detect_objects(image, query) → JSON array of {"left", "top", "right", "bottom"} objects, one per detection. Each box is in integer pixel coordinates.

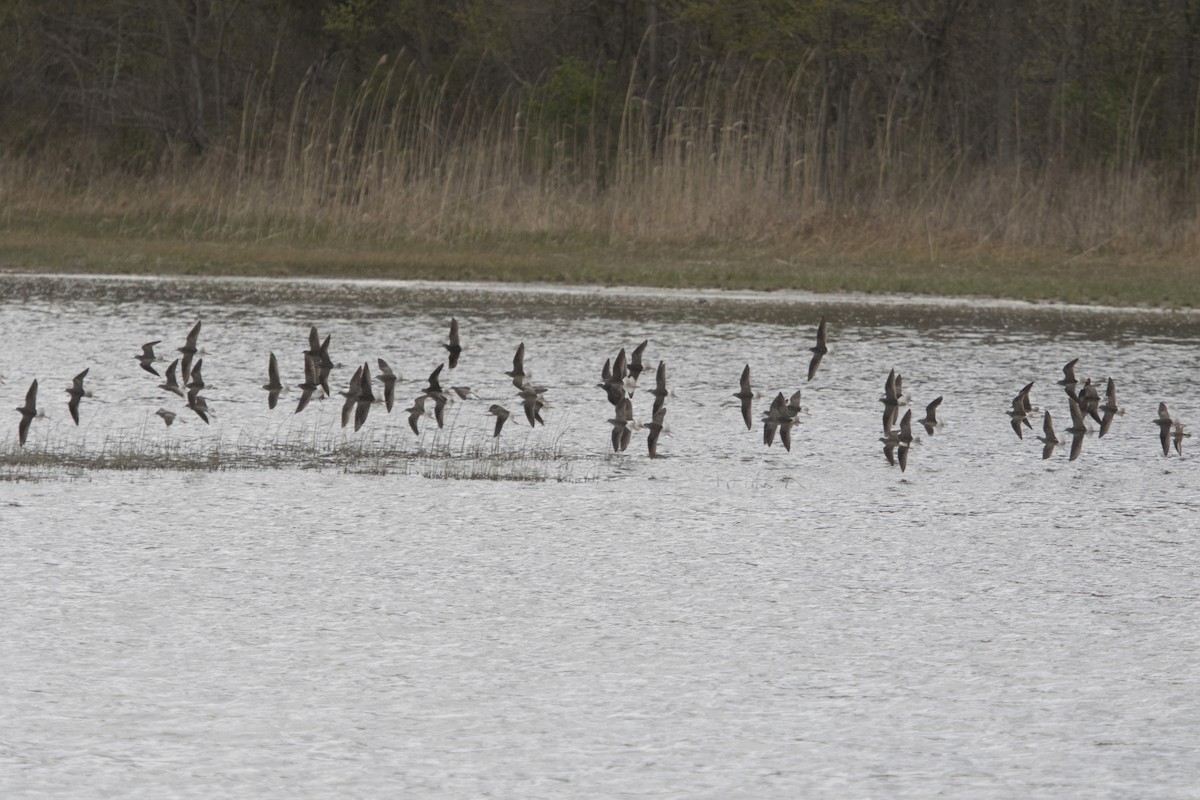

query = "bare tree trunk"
[{"left": 993, "top": 0, "right": 1017, "bottom": 164}]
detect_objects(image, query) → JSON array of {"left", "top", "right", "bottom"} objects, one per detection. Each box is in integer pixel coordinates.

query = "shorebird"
[
  {"left": 423, "top": 363, "right": 445, "bottom": 398},
  {"left": 178, "top": 319, "right": 202, "bottom": 385},
  {"left": 1016, "top": 381, "right": 1036, "bottom": 414},
  {"left": 1065, "top": 397, "right": 1089, "bottom": 461},
  {"left": 762, "top": 392, "right": 787, "bottom": 448},
  {"left": 505, "top": 343, "right": 528, "bottom": 388},
  {"left": 1154, "top": 402, "right": 1174, "bottom": 456},
  {"left": 294, "top": 353, "right": 321, "bottom": 415},
  {"left": 1007, "top": 385, "right": 1033, "bottom": 439},
  {"left": 486, "top": 404, "right": 512, "bottom": 438},
  {"left": 376, "top": 358, "right": 399, "bottom": 412},
  {"left": 1077, "top": 378, "right": 1102, "bottom": 424},
  {"left": 628, "top": 339, "right": 649, "bottom": 386},
  {"left": 445, "top": 318, "right": 462, "bottom": 369},
  {"left": 646, "top": 405, "right": 668, "bottom": 458},
  {"left": 733, "top": 365, "right": 754, "bottom": 430},
  {"left": 304, "top": 327, "right": 335, "bottom": 397},
  {"left": 919, "top": 396, "right": 943, "bottom": 436},
  {"left": 405, "top": 395, "right": 433, "bottom": 435},
  {"left": 155, "top": 407, "right": 178, "bottom": 427},
  {"left": 518, "top": 384, "right": 547, "bottom": 427},
  {"left": 64, "top": 367, "right": 90, "bottom": 425},
  {"left": 340, "top": 364, "right": 365, "bottom": 428},
  {"left": 879, "top": 423, "right": 909, "bottom": 472},
  {"left": 1036, "top": 409, "right": 1060, "bottom": 460},
  {"left": 264, "top": 352, "right": 284, "bottom": 410},
  {"left": 135, "top": 341, "right": 163, "bottom": 376},
  {"left": 607, "top": 396, "right": 637, "bottom": 452},
  {"left": 807, "top": 317, "right": 827, "bottom": 381},
  {"left": 612, "top": 348, "right": 628, "bottom": 386},
  {"left": 159, "top": 358, "right": 186, "bottom": 397},
  {"left": 353, "top": 362, "right": 376, "bottom": 432},
  {"left": 430, "top": 391, "right": 448, "bottom": 428},
  {"left": 896, "top": 408, "right": 915, "bottom": 447},
  {"left": 649, "top": 360, "right": 669, "bottom": 415},
  {"left": 186, "top": 387, "right": 211, "bottom": 424},
  {"left": 185, "top": 358, "right": 206, "bottom": 392},
  {"left": 450, "top": 386, "right": 479, "bottom": 400},
  {"left": 1098, "top": 377, "right": 1123, "bottom": 437},
  {"left": 598, "top": 358, "right": 626, "bottom": 407},
  {"left": 785, "top": 389, "right": 804, "bottom": 418},
  {"left": 15, "top": 379, "right": 37, "bottom": 446},
  {"left": 1058, "top": 357, "right": 1079, "bottom": 397},
  {"left": 1172, "top": 422, "right": 1190, "bottom": 455},
  {"left": 419, "top": 364, "right": 449, "bottom": 427},
  {"left": 881, "top": 369, "right": 901, "bottom": 430}
]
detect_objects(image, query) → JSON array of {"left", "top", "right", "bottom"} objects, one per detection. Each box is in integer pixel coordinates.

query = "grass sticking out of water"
[{"left": 0, "top": 425, "right": 600, "bottom": 483}]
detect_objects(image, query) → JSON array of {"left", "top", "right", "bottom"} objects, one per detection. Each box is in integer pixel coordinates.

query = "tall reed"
[{"left": 3, "top": 58, "right": 1199, "bottom": 266}]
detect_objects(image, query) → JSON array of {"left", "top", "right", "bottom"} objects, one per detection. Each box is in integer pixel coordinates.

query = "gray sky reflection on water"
[{"left": 1, "top": 274, "right": 1198, "bottom": 798}]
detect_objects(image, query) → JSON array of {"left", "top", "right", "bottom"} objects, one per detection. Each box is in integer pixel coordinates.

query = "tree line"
[{"left": 3, "top": 0, "right": 1200, "bottom": 191}]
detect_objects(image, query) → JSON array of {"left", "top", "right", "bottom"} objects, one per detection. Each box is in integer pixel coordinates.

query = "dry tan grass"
[{"left": 2, "top": 61, "right": 1199, "bottom": 304}]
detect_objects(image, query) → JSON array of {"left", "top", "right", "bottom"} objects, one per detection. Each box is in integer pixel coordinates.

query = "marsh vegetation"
[{"left": 3, "top": 3, "right": 1200, "bottom": 304}]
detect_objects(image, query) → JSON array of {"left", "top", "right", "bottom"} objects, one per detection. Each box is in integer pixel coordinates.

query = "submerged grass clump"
[{"left": 0, "top": 424, "right": 600, "bottom": 483}]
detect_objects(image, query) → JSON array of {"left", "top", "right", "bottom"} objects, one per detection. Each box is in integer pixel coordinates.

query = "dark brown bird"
[
  {"left": 354, "top": 362, "right": 376, "bottom": 431},
  {"left": 487, "top": 404, "right": 512, "bottom": 438},
  {"left": 612, "top": 348, "right": 628, "bottom": 385},
  {"left": 919, "top": 396, "right": 943, "bottom": 436},
  {"left": 263, "top": 353, "right": 283, "bottom": 410},
  {"left": 881, "top": 369, "right": 901, "bottom": 431},
  {"left": 646, "top": 405, "right": 668, "bottom": 458},
  {"left": 807, "top": 317, "right": 827, "bottom": 381},
  {"left": 1065, "top": 397, "right": 1089, "bottom": 461},
  {"left": 762, "top": 392, "right": 796, "bottom": 450},
  {"left": 1154, "top": 402, "right": 1174, "bottom": 457},
  {"left": 598, "top": 358, "right": 626, "bottom": 406},
  {"left": 1058, "top": 357, "right": 1079, "bottom": 397},
  {"left": 16, "top": 379, "right": 37, "bottom": 446},
  {"left": 1036, "top": 410, "right": 1059, "bottom": 460},
  {"left": 608, "top": 396, "right": 637, "bottom": 452},
  {"left": 445, "top": 318, "right": 462, "bottom": 369},
  {"left": 649, "top": 361, "right": 669, "bottom": 415},
  {"left": 505, "top": 343, "right": 528, "bottom": 388},
  {"left": 159, "top": 358, "right": 185, "bottom": 398},
  {"left": 304, "top": 328, "right": 335, "bottom": 398},
  {"left": 733, "top": 365, "right": 754, "bottom": 430},
  {"left": 1172, "top": 422, "right": 1190, "bottom": 455},
  {"left": 294, "top": 353, "right": 321, "bottom": 415},
  {"left": 406, "top": 395, "right": 432, "bottom": 435},
  {"left": 64, "top": 367, "right": 89, "bottom": 425},
  {"left": 178, "top": 319, "right": 202, "bottom": 386},
  {"left": 377, "top": 358, "right": 399, "bottom": 412},
  {"left": 423, "top": 363, "right": 445, "bottom": 397},
  {"left": 185, "top": 359, "right": 206, "bottom": 392},
  {"left": 1007, "top": 392, "right": 1031, "bottom": 439},
  {"left": 1098, "top": 377, "right": 1122, "bottom": 437},
  {"left": 519, "top": 384, "right": 546, "bottom": 427},
  {"left": 628, "top": 339, "right": 649, "bottom": 385},
  {"left": 1077, "top": 378, "right": 1102, "bottom": 425},
  {"left": 340, "top": 364, "right": 365, "bottom": 428},
  {"left": 186, "top": 387, "right": 211, "bottom": 424},
  {"left": 135, "top": 341, "right": 162, "bottom": 376}
]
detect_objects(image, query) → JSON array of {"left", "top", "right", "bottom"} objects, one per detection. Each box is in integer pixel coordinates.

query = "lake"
[{"left": 1, "top": 273, "right": 1198, "bottom": 798}]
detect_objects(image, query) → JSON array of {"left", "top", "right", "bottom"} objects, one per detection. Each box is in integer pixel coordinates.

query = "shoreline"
[
  {"left": 2, "top": 218, "right": 1197, "bottom": 309},
  {"left": 4, "top": 268, "right": 1198, "bottom": 319}
]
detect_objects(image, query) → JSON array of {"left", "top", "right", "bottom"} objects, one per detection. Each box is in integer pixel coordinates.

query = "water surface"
[{"left": 1, "top": 274, "right": 1197, "bottom": 798}]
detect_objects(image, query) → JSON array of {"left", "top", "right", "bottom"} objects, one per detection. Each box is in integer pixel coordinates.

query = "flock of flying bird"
[{"left": 8, "top": 315, "right": 1192, "bottom": 468}]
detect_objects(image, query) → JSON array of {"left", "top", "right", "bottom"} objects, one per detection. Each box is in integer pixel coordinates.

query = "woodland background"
[{"left": 3, "top": 0, "right": 1200, "bottom": 292}]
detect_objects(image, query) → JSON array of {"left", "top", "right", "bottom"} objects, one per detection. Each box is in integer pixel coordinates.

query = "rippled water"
[{"left": 2, "top": 274, "right": 1198, "bottom": 797}]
